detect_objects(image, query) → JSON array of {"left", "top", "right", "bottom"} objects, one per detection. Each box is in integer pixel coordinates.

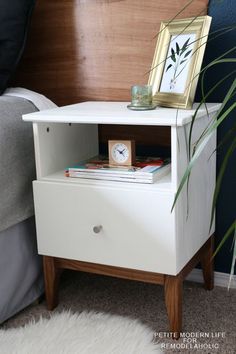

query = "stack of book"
[{"left": 65, "top": 156, "right": 171, "bottom": 184}]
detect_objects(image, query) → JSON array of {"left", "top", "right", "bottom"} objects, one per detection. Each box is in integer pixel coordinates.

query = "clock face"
[{"left": 111, "top": 143, "right": 129, "bottom": 163}]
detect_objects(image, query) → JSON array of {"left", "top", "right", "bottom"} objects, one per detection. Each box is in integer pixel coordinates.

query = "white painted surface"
[
  {"left": 23, "top": 101, "right": 220, "bottom": 126},
  {"left": 174, "top": 114, "right": 216, "bottom": 273},
  {"left": 33, "top": 181, "right": 177, "bottom": 274},
  {"left": 29, "top": 101, "right": 218, "bottom": 276},
  {"left": 33, "top": 123, "right": 98, "bottom": 179}
]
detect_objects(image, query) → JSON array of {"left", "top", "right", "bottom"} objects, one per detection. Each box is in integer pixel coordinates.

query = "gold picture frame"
[{"left": 148, "top": 16, "right": 212, "bottom": 109}]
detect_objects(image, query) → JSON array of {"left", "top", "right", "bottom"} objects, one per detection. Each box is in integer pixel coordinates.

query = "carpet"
[{"left": 0, "top": 311, "right": 162, "bottom": 354}]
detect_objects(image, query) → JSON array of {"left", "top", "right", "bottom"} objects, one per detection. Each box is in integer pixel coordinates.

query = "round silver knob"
[{"left": 93, "top": 225, "right": 102, "bottom": 234}]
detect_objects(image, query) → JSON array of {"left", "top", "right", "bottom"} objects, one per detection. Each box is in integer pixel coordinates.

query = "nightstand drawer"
[{"left": 33, "top": 181, "right": 176, "bottom": 274}]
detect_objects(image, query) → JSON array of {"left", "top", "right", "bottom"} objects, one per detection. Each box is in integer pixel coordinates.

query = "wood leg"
[
  {"left": 164, "top": 274, "right": 183, "bottom": 339},
  {"left": 200, "top": 235, "right": 214, "bottom": 290},
  {"left": 43, "top": 256, "right": 61, "bottom": 310}
]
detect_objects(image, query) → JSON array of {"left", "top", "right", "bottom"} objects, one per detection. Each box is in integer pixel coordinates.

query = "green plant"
[{"left": 153, "top": 0, "right": 236, "bottom": 285}]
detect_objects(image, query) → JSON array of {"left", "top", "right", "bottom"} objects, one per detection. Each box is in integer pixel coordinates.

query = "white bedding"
[{"left": 4, "top": 87, "right": 57, "bottom": 111}]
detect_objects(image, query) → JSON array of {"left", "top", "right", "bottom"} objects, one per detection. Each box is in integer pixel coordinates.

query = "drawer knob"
[{"left": 93, "top": 225, "right": 102, "bottom": 234}]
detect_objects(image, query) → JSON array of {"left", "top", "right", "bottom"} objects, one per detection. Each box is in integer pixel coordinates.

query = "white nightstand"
[{"left": 23, "top": 101, "right": 220, "bottom": 338}]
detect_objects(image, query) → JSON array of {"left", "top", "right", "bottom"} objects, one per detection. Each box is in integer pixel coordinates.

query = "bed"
[
  {"left": 0, "top": 93, "right": 40, "bottom": 324},
  {"left": 0, "top": 0, "right": 208, "bottom": 323},
  {"left": 0, "top": 0, "right": 60, "bottom": 323},
  {"left": 0, "top": 90, "right": 57, "bottom": 324}
]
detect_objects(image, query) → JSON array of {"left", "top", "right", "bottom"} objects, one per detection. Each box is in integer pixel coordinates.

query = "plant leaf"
[
  {"left": 198, "top": 93, "right": 236, "bottom": 153},
  {"left": 152, "top": 0, "right": 196, "bottom": 39},
  {"left": 183, "top": 37, "right": 190, "bottom": 48},
  {"left": 181, "top": 37, "right": 191, "bottom": 54},
  {"left": 193, "top": 67, "right": 236, "bottom": 149},
  {"left": 184, "top": 49, "right": 192, "bottom": 58},
  {"left": 212, "top": 219, "right": 236, "bottom": 259},
  {"left": 180, "top": 59, "right": 188, "bottom": 65},
  {"left": 147, "top": 0, "right": 236, "bottom": 289},
  {"left": 208, "top": 119, "right": 236, "bottom": 160},
  {"left": 209, "top": 135, "right": 236, "bottom": 232},
  {"left": 185, "top": 55, "right": 236, "bottom": 158},
  {"left": 171, "top": 48, "right": 176, "bottom": 62},
  {"left": 188, "top": 50, "right": 236, "bottom": 97},
  {"left": 171, "top": 97, "right": 236, "bottom": 213},
  {"left": 165, "top": 64, "right": 173, "bottom": 72},
  {"left": 147, "top": 25, "right": 236, "bottom": 77},
  {"left": 228, "top": 229, "right": 236, "bottom": 290},
  {"left": 176, "top": 42, "right": 180, "bottom": 55},
  {"left": 168, "top": 7, "right": 211, "bottom": 47},
  {"left": 188, "top": 69, "right": 236, "bottom": 160}
]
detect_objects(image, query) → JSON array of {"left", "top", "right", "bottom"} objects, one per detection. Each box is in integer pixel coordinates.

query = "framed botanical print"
[{"left": 148, "top": 16, "right": 212, "bottom": 109}]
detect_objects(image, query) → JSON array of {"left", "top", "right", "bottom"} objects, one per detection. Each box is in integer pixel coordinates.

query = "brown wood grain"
[
  {"left": 13, "top": 0, "right": 208, "bottom": 147},
  {"left": 42, "top": 235, "right": 214, "bottom": 337},
  {"left": 99, "top": 125, "right": 171, "bottom": 147},
  {"left": 164, "top": 274, "right": 183, "bottom": 339},
  {"left": 180, "top": 235, "right": 213, "bottom": 280},
  {"left": 163, "top": 234, "right": 214, "bottom": 338},
  {"left": 43, "top": 256, "right": 61, "bottom": 311},
  {"left": 54, "top": 258, "right": 165, "bottom": 285},
  {"left": 13, "top": 0, "right": 209, "bottom": 106},
  {"left": 200, "top": 235, "right": 214, "bottom": 290}
]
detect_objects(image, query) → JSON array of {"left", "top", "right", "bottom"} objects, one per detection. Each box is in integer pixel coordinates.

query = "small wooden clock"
[{"left": 108, "top": 140, "right": 136, "bottom": 166}]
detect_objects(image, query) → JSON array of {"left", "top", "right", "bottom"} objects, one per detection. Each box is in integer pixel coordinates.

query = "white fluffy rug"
[{"left": 0, "top": 311, "right": 162, "bottom": 354}]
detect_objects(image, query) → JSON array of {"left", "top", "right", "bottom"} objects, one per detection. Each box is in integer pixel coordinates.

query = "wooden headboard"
[{"left": 13, "top": 0, "right": 208, "bottom": 149}]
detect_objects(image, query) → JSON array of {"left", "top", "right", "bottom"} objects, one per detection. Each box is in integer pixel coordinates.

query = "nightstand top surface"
[{"left": 23, "top": 101, "right": 220, "bottom": 126}]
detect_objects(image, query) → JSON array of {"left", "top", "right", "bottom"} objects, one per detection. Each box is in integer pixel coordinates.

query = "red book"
[{"left": 134, "top": 157, "right": 164, "bottom": 168}]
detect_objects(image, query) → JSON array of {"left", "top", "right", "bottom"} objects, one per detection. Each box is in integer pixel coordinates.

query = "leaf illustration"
[
  {"left": 184, "top": 49, "right": 192, "bottom": 58},
  {"left": 183, "top": 37, "right": 191, "bottom": 48},
  {"left": 180, "top": 59, "right": 188, "bottom": 65},
  {"left": 166, "top": 63, "right": 173, "bottom": 72},
  {"left": 171, "top": 48, "right": 176, "bottom": 62},
  {"left": 181, "top": 37, "right": 191, "bottom": 54},
  {"left": 176, "top": 42, "right": 180, "bottom": 55}
]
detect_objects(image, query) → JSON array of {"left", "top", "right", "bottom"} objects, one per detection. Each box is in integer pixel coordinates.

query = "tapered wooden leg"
[
  {"left": 200, "top": 235, "right": 214, "bottom": 290},
  {"left": 164, "top": 274, "right": 183, "bottom": 339},
  {"left": 43, "top": 256, "right": 61, "bottom": 310}
]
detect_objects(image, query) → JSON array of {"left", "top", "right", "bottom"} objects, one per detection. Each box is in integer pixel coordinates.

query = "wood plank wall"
[{"left": 13, "top": 0, "right": 208, "bottom": 148}]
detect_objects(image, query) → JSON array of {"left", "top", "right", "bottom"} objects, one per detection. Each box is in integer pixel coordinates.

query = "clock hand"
[
  {"left": 117, "top": 149, "right": 124, "bottom": 155},
  {"left": 117, "top": 148, "right": 126, "bottom": 155}
]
